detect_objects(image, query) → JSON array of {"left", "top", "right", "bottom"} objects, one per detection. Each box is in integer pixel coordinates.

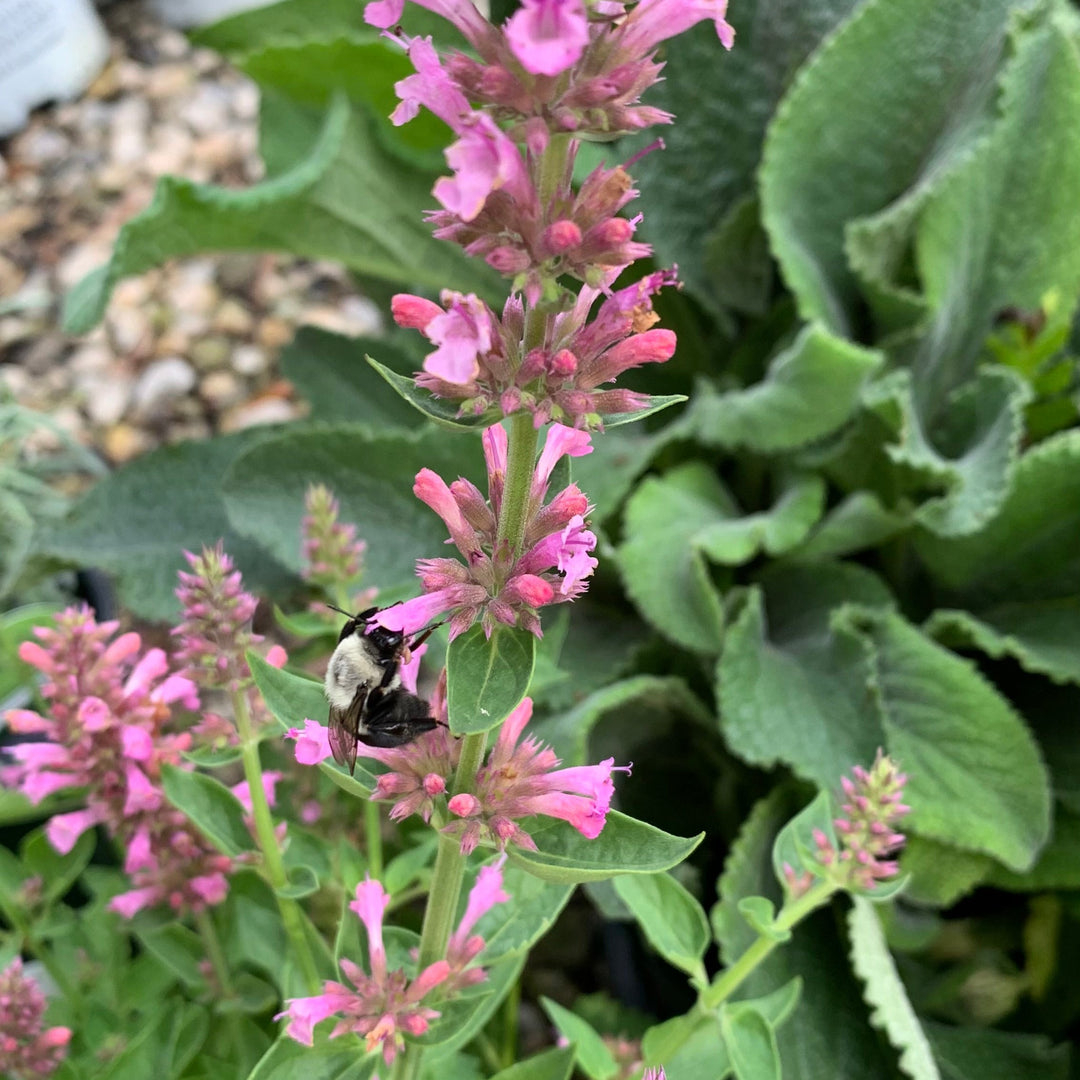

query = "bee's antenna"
[{"left": 325, "top": 603, "right": 354, "bottom": 618}]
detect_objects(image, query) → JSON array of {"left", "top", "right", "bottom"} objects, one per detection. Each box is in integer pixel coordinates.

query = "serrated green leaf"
[
  {"left": 720, "top": 1003, "right": 781, "bottom": 1080},
  {"left": 917, "top": 429, "right": 1080, "bottom": 600},
  {"left": 631, "top": 0, "right": 861, "bottom": 310},
  {"left": 248, "top": 652, "right": 377, "bottom": 796},
  {"left": 716, "top": 564, "right": 892, "bottom": 787},
  {"left": 507, "top": 811, "right": 703, "bottom": 885},
  {"left": 487, "top": 1046, "right": 575, "bottom": 1080},
  {"left": 926, "top": 602, "right": 1080, "bottom": 686},
  {"left": 613, "top": 872, "right": 710, "bottom": 981},
  {"left": 62, "top": 95, "right": 497, "bottom": 333},
  {"left": 541, "top": 999, "right": 618, "bottom": 1080},
  {"left": 41, "top": 431, "right": 294, "bottom": 621},
  {"left": 909, "top": 11, "right": 1080, "bottom": 402},
  {"left": 791, "top": 491, "right": 908, "bottom": 560},
  {"left": 760, "top": 0, "right": 1021, "bottom": 334},
  {"left": 986, "top": 806, "right": 1080, "bottom": 892},
  {"left": 898, "top": 837, "right": 992, "bottom": 908},
  {"left": 851, "top": 609, "right": 1051, "bottom": 871},
  {"left": 923, "top": 1021, "right": 1070, "bottom": 1080},
  {"left": 848, "top": 898, "right": 940, "bottom": 1080},
  {"left": 280, "top": 329, "right": 425, "bottom": 430},
  {"left": 161, "top": 765, "right": 257, "bottom": 857},
  {"left": 222, "top": 425, "right": 483, "bottom": 589},
  {"left": 446, "top": 624, "right": 536, "bottom": 735},
  {"left": 689, "top": 324, "right": 882, "bottom": 452}
]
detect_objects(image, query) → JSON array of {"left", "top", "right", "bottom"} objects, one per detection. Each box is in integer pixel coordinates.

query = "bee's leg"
[{"left": 407, "top": 618, "right": 448, "bottom": 652}]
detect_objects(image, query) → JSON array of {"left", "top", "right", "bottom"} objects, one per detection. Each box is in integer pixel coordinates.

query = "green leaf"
[
  {"left": 367, "top": 356, "right": 498, "bottom": 431},
  {"left": 771, "top": 790, "right": 835, "bottom": 887},
  {"left": 792, "top": 491, "right": 908, "bottom": 560},
  {"left": 602, "top": 394, "right": 688, "bottom": 428},
  {"left": 507, "top": 811, "right": 703, "bottom": 885},
  {"left": 41, "top": 431, "right": 294, "bottom": 621},
  {"left": 713, "top": 789, "right": 796, "bottom": 963},
  {"left": 631, "top": 0, "right": 862, "bottom": 310},
  {"left": 923, "top": 1022, "right": 1070, "bottom": 1080},
  {"left": 759, "top": 0, "right": 1021, "bottom": 334},
  {"left": 986, "top": 806, "right": 1080, "bottom": 892},
  {"left": 917, "top": 430, "right": 1080, "bottom": 601},
  {"left": 720, "top": 1003, "right": 781, "bottom": 1080},
  {"left": 908, "top": 10, "right": 1080, "bottom": 402},
  {"left": 847, "top": 897, "right": 941, "bottom": 1080},
  {"left": 689, "top": 325, "right": 882, "bottom": 452},
  {"left": 716, "top": 564, "right": 892, "bottom": 787},
  {"left": 248, "top": 652, "right": 377, "bottom": 796},
  {"left": 926, "top": 602, "right": 1080, "bottom": 686},
  {"left": 419, "top": 954, "right": 525, "bottom": 1055},
  {"left": 245, "top": 1035, "right": 379, "bottom": 1080},
  {"left": 540, "top": 999, "right": 618, "bottom": 1080},
  {"left": 487, "top": 1046, "right": 575, "bottom": 1080},
  {"left": 220, "top": 871, "right": 289, "bottom": 984},
  {"left": 280, "top": 329, "right": 425, "bottom": 430},
  {"left": 852, "top": 609, "right": 1052, "bottom": 871},
  {"left": 222, "top": 425, "right": 483, "bottom": 589},
  {"left": 612, "top": 872, "right": 710, "bottom": 982},
  {"left": 736, "top": 896, "right": 789, "bottom": 944},
  {"left": 643, "top": 1014, "right": 729, "bottom": 1080},
  {"left": 446, "top": 624, "right": 536, "bottom": 735},
  {"left": 136, "top": 923, "right": 207, "bottom": 989},
  {"left": 63, "top": 95, "right": 497, "bottom": 333},
  {"left": 874, "top": 367, "right": 1030, "bottom": 538},
  {"left": 20, "top": 828, "right": 95, "bottom": 904},
  {"left": 383, "top": 835, "right": 438, "bottom": 896},
  {"left": 466, "top": 861, "right": 573, "bottom": 965},
  {"left": 160, "top": 764, "right": 257, "bottom": 857},
  {"left": 898, "top": 837, "right": 992, "bottom": 908},
  {"left": 276, "top": 864, "right": 319, "bottom": 899}
]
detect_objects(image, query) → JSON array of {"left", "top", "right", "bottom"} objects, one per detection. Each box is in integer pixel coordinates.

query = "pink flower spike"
[
  {"left": 286, "top": 719, "right": 333, "bottom": 765},
  {"left": 392, "top": 293, "right": 443, "bottom": 330},
  {"left": 190, "top": 873, "right": 229, "bottom": 906},
  {"left": 108, "top": 886, "right": 162, "bottom": 919},
  {"left": 532, "top": 425, "right": 593, "bottom": 498},
  {"left": 373, "top": 590, "right": 461, "bottom": 636},
  {"left": 505, "top": 0, "right": 590, "bottom": 76},
  {"left": 266, "top": 645, "right": 288, "bottom": 669},
  {"left": 433, "top": 115, "right": 530, "bottom": 224},
  {"left": 121, "top": 724, "right": 154, "bottom": 762},
  {"left": 449, "top": 859, "right": 510, "bottom": 955},
  {"left": 277, "top": 992, "right": 343, "bottom": 1045},
  {"left": 123, "top": 765, "right": 163, "bottom": 814},
  {"left": 423, "top": 293, "right": 493, "bottom": 384}
]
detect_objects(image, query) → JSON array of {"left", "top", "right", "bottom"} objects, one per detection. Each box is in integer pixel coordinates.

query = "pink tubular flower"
[
  {"left": 301, "top": 484, "right": 367, "bottom": 594},
  {"left": 814, "top": 751, "right": 910, "bottom": 892},
  {"left": 2, "top": 607, "right": 234, "bottom": 918},
  {"left": 643, "top": 1069, "right": 667, "bottom": 1080},
  {"left": 505, "top": 0, "right": 590, "bottom": 76},
  {"left": 278, "top": 877, "right": 453, "bottom": 1065},
  {"left": 0, "top": 959, "right": 71, "bottom": 1079},
  {"left": 444, "top": 857, "right": 511, "bottom": 987},
  {"left": 402, "top": 268, "right": 678, "bottom": 429},
  {"left": 444, "top": 697, "right": 629, "bottom": 853},
  {"left": 373, "top": 425, "right": 599, "bottom": 641},
  {"left": 173, "top": 542, "right": 261, "bottom": 692}
]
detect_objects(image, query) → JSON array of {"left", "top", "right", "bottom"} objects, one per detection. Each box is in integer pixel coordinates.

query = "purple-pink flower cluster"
[
  {"left": 372, "top": 422, "right": 598, "bottom": 640},
  {"left": 395, "top": 269, "right": 677, "bottom": 428},
  {"left": 301, "top": 483, "right": 370, "bottom": 599},
  {"left": 445, "top": 696, "right": 629, "bottom": 853},
  {"left": 809, "top": 751, "right": 910, "bottom": 893},
  {"left": 0, "top": 959, "right": 71, "bottom": 1080},
  {"left": 2, "top": 609, "right": 233, "bottom": 918},
  {"left": 279, "top": 866, "right": 508, "bottom": 1062}
]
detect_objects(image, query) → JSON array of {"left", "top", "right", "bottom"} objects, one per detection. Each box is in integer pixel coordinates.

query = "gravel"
[{"left": 0, "top": 0, "right": 384, "bottom": 469}]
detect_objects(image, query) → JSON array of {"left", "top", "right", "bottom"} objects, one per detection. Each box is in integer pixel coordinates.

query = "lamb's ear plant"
[{"left": 6, "top": 0, "right": 1080, "bottom": 1077}]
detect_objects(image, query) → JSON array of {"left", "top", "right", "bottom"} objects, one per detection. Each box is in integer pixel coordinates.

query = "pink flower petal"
[{"left": 505, "top": 0, "right": 590, "bottom": 76}]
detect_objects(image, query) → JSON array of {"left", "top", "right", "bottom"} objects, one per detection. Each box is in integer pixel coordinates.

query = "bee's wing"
[{"left": 328, "top": 683, "right": 368, "bottom": 776}]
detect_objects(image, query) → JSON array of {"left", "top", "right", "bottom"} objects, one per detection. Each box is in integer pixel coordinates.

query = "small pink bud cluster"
[
  {"left": 301, "top": 484, "right": 368, "bottom": 596},
  {"left": 395, "top": 269, "right": 677, "bottom": 429},
  {"left": 643, "top": 1068, "right": 667, "bottom": 1080},
  {"left": 0, "top": 959, "right": 71, "bottom": 1079},
  {"left": 445, "top": 697, "right": 630, "bottom": 853},
  {"left": 280, "top": 868, "right": 508, "bottom": 1063},
  {"left": 2, "top": 608, "right": 234, "bottom": 918},
  {"left": 173, "top": 543, "right": 262, "bottom": 692},
  {"left": 373, "top": 423, "right": 598, "bottom": 640},
  {"left": 814, "top": 752, "right": 910, "bottom": 892}
]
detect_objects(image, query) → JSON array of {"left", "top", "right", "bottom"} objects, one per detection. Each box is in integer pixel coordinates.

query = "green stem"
[
  {"left": 700, "top": 881, "right": 837, "bottom": 1010},
  {"left": 232, "top": 689, "right": 321, "bottom": 993},
  {"left": 365, "top": 800, "right": 384, "bottom": 879},
  {"left": 196, "top": 907, "right": 235, "bottom": 998},
  {"left": 502, "top": 971, "right": 521, "bottom": 1068},
  {"left": 494, "top": 412, "right": 540, "bottom": 558}
]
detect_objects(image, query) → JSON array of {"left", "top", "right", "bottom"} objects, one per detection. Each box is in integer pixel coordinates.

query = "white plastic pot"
[
  {"left": 0, "top": 0, "right": 110, "bottom": 137},
  {"left": 147, "top": 0, "right": 273, "bottom": 28}
]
